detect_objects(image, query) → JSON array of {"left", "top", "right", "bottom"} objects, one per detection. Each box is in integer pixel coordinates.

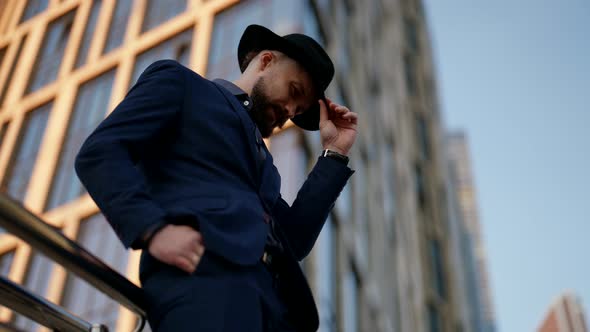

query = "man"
[{"left": 75, "top": 24, "right": 357, "bottom": 331}]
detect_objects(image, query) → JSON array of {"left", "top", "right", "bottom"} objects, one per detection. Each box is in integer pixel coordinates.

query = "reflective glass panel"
[
  {"left": 2, "top": 102, "right": 51, "bottom": 202},
  {"left": 46, "top": 69, "right": 116, "bottom": 210},
  {"left": 26, "top": 10, "right": 76, "bottom": 93},
  {"left": 61, "top": 214, "right": 129, "bottom": 331}
]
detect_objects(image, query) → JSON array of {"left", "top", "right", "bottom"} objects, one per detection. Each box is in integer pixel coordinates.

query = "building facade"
[
  {"left": 0, "top": 0, "right": 460, "bottom": 331},
  {"left": 538, "top": 292, "right": 588, "bottom": 332},
  {"left": 445, "top": 132, "right": 495, "bottom": 331},
  {"left": 445, "top": 132, "right": 497, "bottom": 332}
]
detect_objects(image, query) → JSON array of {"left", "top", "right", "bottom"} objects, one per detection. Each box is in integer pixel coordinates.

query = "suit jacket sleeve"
[
  {"left": 75, "top": 60, "right": 185, "bottom": 249},
  {"left": 273, "top": 156, "right": 354, "bottom": 260}
]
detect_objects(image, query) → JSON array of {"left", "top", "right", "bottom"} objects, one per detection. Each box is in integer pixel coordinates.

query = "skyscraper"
[
  {"left": 0, "top": 0, "right": 461, "bottom": 331},
  {"left": 538, "top": 292, "right": 588, "bottom": 332},
  {"left": 446, "top": 131, "right": 497, "bottom": 332}
]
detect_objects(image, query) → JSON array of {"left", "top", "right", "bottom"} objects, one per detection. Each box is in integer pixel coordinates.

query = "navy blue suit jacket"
[{"left": 75, "top": 60, "right": 353, "bottom": 328}]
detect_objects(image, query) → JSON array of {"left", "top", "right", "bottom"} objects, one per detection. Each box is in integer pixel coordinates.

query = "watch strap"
[{"left": 322, "top": 149, "right": 349, "bottom": 165}]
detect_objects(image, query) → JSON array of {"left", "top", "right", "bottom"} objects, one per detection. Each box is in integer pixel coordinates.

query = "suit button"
[{"left": 263, "top": 213, "right": 271, "bottom": 224}]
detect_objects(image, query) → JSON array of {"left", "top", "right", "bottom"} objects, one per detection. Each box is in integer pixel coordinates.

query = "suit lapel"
[
  {"left": 211, "top": 81, "right": 280, "bottom": 206},
  {"left": 212, "top": 81, "right": 263, "bottom": 182},
  {"left": 258, "top": 142, "right": 281, "bottom": 206}
]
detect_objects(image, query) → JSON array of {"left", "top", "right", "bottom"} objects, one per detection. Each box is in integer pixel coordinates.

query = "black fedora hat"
[{"left": 238, "top": 24, "right": 335, "bottom": 131}]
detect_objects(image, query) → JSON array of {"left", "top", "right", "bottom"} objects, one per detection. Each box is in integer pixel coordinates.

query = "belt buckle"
[{"left": 262, "top": 251, "right": 272, "bottom": 265}]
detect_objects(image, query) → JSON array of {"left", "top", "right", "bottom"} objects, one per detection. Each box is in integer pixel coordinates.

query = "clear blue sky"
[{"left": 423, "top": 1, "right": 590, "bottom": 331}]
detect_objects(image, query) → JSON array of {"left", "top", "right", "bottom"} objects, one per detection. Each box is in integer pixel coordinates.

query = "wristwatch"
[{"left": 322, "top": 149, "right": 349, "bottom": 165}]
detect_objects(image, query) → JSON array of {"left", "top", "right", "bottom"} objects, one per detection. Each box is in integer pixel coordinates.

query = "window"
[
  {"left": 404, "top": 18, "right": 419, "bottom": 54},
  {"left": 370, "top": 0, "right": 384, "bottom": 29},
  {"left": 270, "top": 129, "right": 309, "bottom": 205},
  {"left": 314, "top": 0, "right": 332, "bottom": 16},
  {"left": 303, "top": 1, "right": 324, "bottom": 43},
  {"left": 0, "top": 35, "right": 28, "bottom": 106},
  {"left": 336, "top": 3, "right": 351, "bottom": 73},
  {"left": 13, "top": 251, "right": 54, "bottom": 331},
  {"left": 461, "top": 232, "right": 482, "bottom": 331},
  {"left": 26, "top": 10, "right": 76, "bottom": 94},
  {"left": 313, "top": 215, "right": 338, "bottom": 332},
  {"left": 0, "top": 46, "right": 6, "bottom": 71},
  {"left": 9, "top": 314, "right": 40, "bottom": 331},
  {"left": 335, "top": 173, "right": 352, "bottom": 220},
  {"left": 21, "top": 251, "right": 53, "bottom": 295},
  {"left": 351, "top": 157, "right": 369, "bottom": 262},
  {"left": 46, "top": 69, "right": 116, "bottom": 210},
  {"left": 0, "top": 251, "right": 15, "bottom": 276},
  {"left": 415, "top": 0, "right": 425, "bottom": 20},
  {"left": 415, "top": 164, "right": 426, "bottom": 208},
  {"left": 61, "top": 214, "right": 129, "bottom": 331},
  {"left": 103, "top": 0, "right": 132, "bottom": 54},
  {"left": 207, "top": 0, "right": 306, "bottom": 81},
  {"left": 416, "top": 115, "right": 430, "bottom": 160},
  {"left": 428, "top": 304, "right": 441, "bottom": 332},
  {"left": 404, "top": 54, "right": 418, "bottom": 96},
  {"left": 333, "top": 85, "right": 352, "bottom": 220},
  {"left": 430, "top": 239, "right": 445, "bottom": 299},
  {"left": 19, "top": 0, "right": 48, "bottom": 23},
  {"left": 0, "top": 120, "right": 7, "bottom": 230},
  {"left": 381, "top": 144, "right": 396, "bottom": 240},
  {"left": 1, "top": 102, "right": 51, "bottom": 202},
  {"left": 342, "top": 264, "right": 360, "bottom": 332},
  {"left": 131, "top": 29, "right": 193, "bottom": 86},
  {"left": 0, "top": 121, "right": 8, "bottom": 149},
  {"left": 75, "top": 0, "right": 103, "bottom": 69},
  {"left": 141, "top": 0, "right": 186, "bottom": 33}
]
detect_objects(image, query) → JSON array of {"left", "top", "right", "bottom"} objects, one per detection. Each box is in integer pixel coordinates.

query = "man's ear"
[{"left": 258, "top": 51, "right": 274, "bottom": 72}]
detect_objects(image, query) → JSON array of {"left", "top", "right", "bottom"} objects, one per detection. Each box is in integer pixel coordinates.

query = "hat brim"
[
  {"left": 238, "top": 25, "right": 323, "bottom": 131},
  {"left": 290, "top": 96, "right": 325, "bottom": 131}
]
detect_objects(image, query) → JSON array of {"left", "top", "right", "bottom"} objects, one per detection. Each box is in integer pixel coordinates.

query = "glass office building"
[
  {"left": 0, "top": 0, "right": 463, "bottom": 331},
  {"left": 445, "top": 132, "right": 497, "bottom": 332}
]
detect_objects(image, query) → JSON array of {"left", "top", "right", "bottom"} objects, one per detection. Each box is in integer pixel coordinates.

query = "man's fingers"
[
  {"left": 174, "top": 255, "right": 196, "bottom": 273},
  {"left": 195, "top": 244, "right": 205, "bottom": 256},
  {"left": 343, "top": 112, "right": 358, "bottom": 125},
  {"left": 193, "top": 231, "right": 203, "bottom": 243},
  {"left": 191, "top": 252, "right": 201, "bottom": 265},
  {"left": 192, "top": 241, "right": 205, "bottom": 256},
  {"left": 326, "top": 97, "right": 335, "bottom": 109},
  {"left": 181, "top": 244, "right": 203, "bottom": 261},
  {"left": 334, "top": 106, "right": 349, "bottom": 114},
  {"left": 342, "top": 111, "right": 358, "bottom": 120},
  {"left": 188, "top": 229, "right": 204, "bottom": 245},
  {"left": 319, "top": 99, "right": 329, "bottom": 123}
]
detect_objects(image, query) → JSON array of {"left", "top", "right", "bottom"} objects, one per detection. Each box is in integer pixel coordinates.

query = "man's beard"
[{"left": 249, "top": 77, "right": 288, "bottom": 138}]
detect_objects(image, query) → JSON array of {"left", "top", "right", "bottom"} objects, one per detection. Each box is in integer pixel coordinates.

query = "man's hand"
[
  {"left": 319, "top": 98, "right": 358, "bottom": 156},
  {"left": 148, "top": 225, "right": 205, "bottom": 274}
]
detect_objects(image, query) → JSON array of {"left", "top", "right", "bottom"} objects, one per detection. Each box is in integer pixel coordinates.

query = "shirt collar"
[
  {"left": 214, "top": 79, "right": 267, "bottom": 139},
  {"left": 213, "top": 79, "right": 252, "bottom": 108}
]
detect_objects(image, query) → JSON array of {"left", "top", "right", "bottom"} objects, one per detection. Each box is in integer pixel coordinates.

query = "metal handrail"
[
  {"left": 0, "top": 194, "right": 147, "bottom": 330},
  {"left": 0, "top": 276, "right": 107, "bottom": 331}
]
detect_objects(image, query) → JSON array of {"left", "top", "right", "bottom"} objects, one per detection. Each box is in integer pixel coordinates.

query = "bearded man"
[{"left": 76, "top": 24, "right": 358, "bottom": 332}]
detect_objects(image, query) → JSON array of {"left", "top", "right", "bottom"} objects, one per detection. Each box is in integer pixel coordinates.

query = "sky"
[{"left": 422, "top": 1, "right": 590, "bottom": 331}]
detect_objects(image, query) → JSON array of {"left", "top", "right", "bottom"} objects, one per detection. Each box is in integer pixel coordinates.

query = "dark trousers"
[{"left": 141, "top": 252, "right": 297, "bottom": 331}]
